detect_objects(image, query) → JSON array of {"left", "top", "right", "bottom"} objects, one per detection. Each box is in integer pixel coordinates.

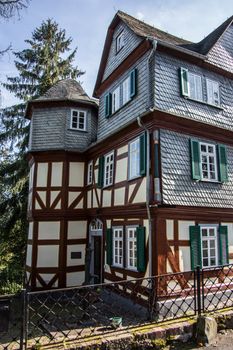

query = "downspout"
[{"left": 137, "top": 38, "right": 157, "bottom": 278}]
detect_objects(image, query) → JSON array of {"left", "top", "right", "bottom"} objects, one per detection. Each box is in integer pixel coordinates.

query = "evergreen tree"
[{"left": 0, "top": 19, "right": 84, "bottom": 287}]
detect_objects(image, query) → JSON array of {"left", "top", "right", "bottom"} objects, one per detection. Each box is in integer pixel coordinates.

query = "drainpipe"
[
  {"left": 136, "top": 38, "right": 157, "bottom": 278},
  {"left": 137, "top": 116, "right": 153, "bottom": 277}
]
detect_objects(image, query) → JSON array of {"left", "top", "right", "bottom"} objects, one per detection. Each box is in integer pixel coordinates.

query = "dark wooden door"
[{"left": 93, "top": 236, "right": 102, "bottom": 283}]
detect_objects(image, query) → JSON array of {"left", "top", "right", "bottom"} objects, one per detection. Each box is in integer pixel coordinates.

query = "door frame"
[{"left": 89, "top": 219, "right": 103, "bottom": 284}]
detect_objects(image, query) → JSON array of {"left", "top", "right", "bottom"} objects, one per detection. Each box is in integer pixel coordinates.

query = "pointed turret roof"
[{"left": 25, "top": 79, "right": 98, "bottom": 119}]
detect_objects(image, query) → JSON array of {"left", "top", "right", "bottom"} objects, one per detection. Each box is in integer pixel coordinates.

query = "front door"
[
  {"left": 89, "top": 219, "right": 103, "bottom": 284},
  {"left": 93, "top": 236, "right": 102, "bottom": 284}
]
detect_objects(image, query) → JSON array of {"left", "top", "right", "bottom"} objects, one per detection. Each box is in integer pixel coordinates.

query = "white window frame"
[
  {"left": 201, "top": 225, "right": 218, "bottom": 268},
  {"left": 129, "top": 137, "right": 140, "bottom": 179},
  {"left": 113, "top": 227, "right": 123, "bottom": 267},
  {"left": 206, "top": 79, "right": 220, "bottom": 106},
  {"left": 188, "top": 72, "right": 203, "bottom": 102},
  {"left": 112, "top": 86, "right": 120, "bottom": 113},
  {"left": 116, "top": 31, "right": 124, "bottom": 53},
  {"left": 122, "top": 76, "right": 131, "bottom": 105},
  {"left": 87, "top": 160, "right": 93, "bottom": 185},
  {"left": 199, "top": 142, "right": 218, "bottom": 182},
  {"left": 104, "top": 151, "right": 114, "bottom": 187},
  {"left": 126, "top": 226, "right": 137, "bottom": 270},
  {"left": 70, "top": 109, "right": 87, "bottom": 131}
]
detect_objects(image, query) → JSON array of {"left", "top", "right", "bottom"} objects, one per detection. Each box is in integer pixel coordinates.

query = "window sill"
[
  {"left": 184, "top": 97, "right": 223, "bottom": 110},
  {"left": 128, "top": 174, "right": 142, "bottom": 182},
  {"left": 69, "top": 128, "right": 88, "bottom": 133}
]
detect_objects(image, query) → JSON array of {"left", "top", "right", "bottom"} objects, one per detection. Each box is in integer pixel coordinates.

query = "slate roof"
[
  {"left": 35, "top": 79, "right": 98, "bottom": 105},
  {"left": 117, "top": 10, "right": 190, "bottom": 46},
  {"left": 184, "top": 15, "right": 233, "bottom": 55}
]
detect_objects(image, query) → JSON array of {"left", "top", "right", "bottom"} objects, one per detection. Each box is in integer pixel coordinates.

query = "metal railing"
[{"left": 1, "top": 265, "right": 233, "bottom": 349}]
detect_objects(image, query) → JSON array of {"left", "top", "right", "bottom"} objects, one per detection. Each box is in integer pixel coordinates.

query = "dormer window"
[
  {"left": 70, "top": 109, "right": 87, "bottom": 131},
  {"left": 116, "top": 31, "right": 124, "bottom": 53}
]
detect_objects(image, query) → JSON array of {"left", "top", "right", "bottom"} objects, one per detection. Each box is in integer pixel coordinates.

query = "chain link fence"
[{"left": 1, "top": 265, "right": 233, "bottom": 349}]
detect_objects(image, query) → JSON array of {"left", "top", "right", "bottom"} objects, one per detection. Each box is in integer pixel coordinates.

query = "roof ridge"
[{"left": 117, "top": 10, "right": 192, "bottom": 45}]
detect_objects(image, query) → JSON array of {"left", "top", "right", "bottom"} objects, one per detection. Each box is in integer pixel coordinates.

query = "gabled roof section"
[
  {"left": 25, "top": 79, "right": 98, "bottom": 119},
  {"left": 117, "top": 11, "right": 190, "bottom": 46},
  {"left": 183, "top": 15, "right": 233, "bottom": 55},
  {"left": 94, "top": 11, "right": 233, "bottom": 97},
  {"left": 93, "top": 10, "right": 191, "bottom": 97}
]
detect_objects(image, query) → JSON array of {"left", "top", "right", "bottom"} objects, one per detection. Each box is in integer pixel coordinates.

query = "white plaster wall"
[
  {"left": 114, "top": 187, "right": 125, "bottom": 206},
  {"left": 50, "top": 191, "right": 60, "bottom": 207},
  {"left": 166, "top": 220, "right": 174, "bottom": 240},
  {"left": 29, "top": 163, "right": 35, "bottom": 190},
  {"left": 115, "top": 158, "right": 128, "bottom": 183},
  {"left": 87, "top": 190, "right": 92, "bottom": 208},
  {"left": 94, "top": 169, "right": 98, "bottom": 185},
  {"left": 166, "top": 260, "right": 173, "bottom": 273},
  {"left": 28, "top": 222, "right": 33, "bottom": 240},
  {"left": 40, "top": 273, "right": 58, "bottom": 287},
  {"left": 28, "top": 192, "right": 32, "bottom": 211},
  {"left": 51, "top": 162, "right": 63, "bottom": 187},
  {"left": 67, "top": 221, "right": 87, "bottom": 239},
  {"left": 69, "top": 162, "right": 84, "bottom": 187},
  {"left": 36, "top": 191, "right": 46, "bottom": 208},
  {"left": 68, "top": 191, "right": 81, "bottom": 207},
  {"left": 75, "top": 198, "right": 83, "bottom": 209},
  {"left": 179, "top": 246, "right": 191, "bottom": 272},
  {"left": 26, "top": 245, "right": 32, "bottom": 266},
  {"left": 117, "top": 145, "right": 128, "bottom": 156},
  {"left": 93, "top": 190, "right": 98, "bottom": 207},
  {"left": 133, "top": 178, "right": 146, "bottom": 203},
  {"left": 37, "top": 163, "right": 48, "bottom": 187},
  {"left": 67, "top": 244, "right": 86, "bottom": 266},
  {"left": 128, "top": 183, "right": 136, "bottom": 200},
  {"left": 37, "top": 246, "right": 59, "bottom": 267},
  {"left": 178, "top": 221, "right": 195, "bottom": 240},
  {"left": 38, "top": 222, "right": 60, "bottom": 240},
  {"left": 66, "top": 271, "right": 85, "bottom": 287},
  {"left": 106, "top": 220, "right": 111, "bottom": 229},
  {"left": 102, "top": 190, "right": 111, "bottom": 207}
]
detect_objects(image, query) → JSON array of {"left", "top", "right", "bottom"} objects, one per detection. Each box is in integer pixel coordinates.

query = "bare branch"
[{"left": 0, "top": 0, "right": 29, "bottom": 19}]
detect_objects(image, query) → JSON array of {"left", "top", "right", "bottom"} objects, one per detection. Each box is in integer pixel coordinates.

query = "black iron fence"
[{"left": 1, "top": 264, "right": 233, "bottom": 349}]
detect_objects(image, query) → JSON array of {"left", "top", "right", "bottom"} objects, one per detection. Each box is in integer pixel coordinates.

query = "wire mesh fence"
[
  {"left": 1, "top": 265, "right": 233, "bottom": 349},
  {"left": 202, "top": 264, "right": 233, "bottom": 312}
]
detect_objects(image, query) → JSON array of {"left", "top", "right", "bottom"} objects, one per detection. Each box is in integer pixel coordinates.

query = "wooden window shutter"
[
  {"left": 105, "top": 93, "right": 112, "bottom": 118},
  {"left": 179, "top": 67, "right": 190, "bottom": 97},
  {"left": 136, "top": 226, "right": 146, "bottom": 272},
  {"left": 189, "top": 225, "right": 202, "bottom": 269},
  {"left": 219, "top": 226, "right": 229, "bottom": 265},
  {"left": 106, "top": 228, "right": 113, "bottom": 265},
  {"left": 190, "top": 139, "right": 201, "bottom": 180},
  {"left": 97, "top": 156, "right": 105, "bottom": 188},
  {"left": 140, "top": 132, "right": 147, "bottom": 176},
  {"left": 217, "top": 145, "right": 228, "bottom": 182},
  {"left": 130, "top": 68, "right": 137, "bottom": 98}
]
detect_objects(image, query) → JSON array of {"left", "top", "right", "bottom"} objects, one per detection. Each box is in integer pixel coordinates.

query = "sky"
[{"left": 0, "top": 0, "right": 233, "bottom": 107}]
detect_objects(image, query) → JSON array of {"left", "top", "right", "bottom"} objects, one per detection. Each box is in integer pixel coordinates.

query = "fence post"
[
  {"left": 19, "top": 289, "right": 28, "bottom": 350},
  {"left": 196, "top": 266, "right": 202, "bottom": 316}
]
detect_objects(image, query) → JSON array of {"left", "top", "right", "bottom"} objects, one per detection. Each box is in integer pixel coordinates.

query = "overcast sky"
[{"left": 0, "top": 0, "right": 233, "bottom": 107}]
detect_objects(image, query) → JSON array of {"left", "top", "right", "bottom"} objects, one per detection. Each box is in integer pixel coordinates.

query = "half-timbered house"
[{"left": 25, "top": 12, "right": 233, "bottom": 290}]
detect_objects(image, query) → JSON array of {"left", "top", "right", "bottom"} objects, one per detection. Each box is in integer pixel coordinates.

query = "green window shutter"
[
  {"left": 130, "top": 68, "right": 137, "bottom": 98},
  {"left": 190, "top": 139, "right": 201, "bottom": 180},
  {"left": 179, "top": 67, "right": 190, "bottom": 97},
  {"left": 140, "top": 132, "right": 147, "bottom": 176},
  {"left": 189, "top": 225, "right": 202, "bottom": 269},
  {"left": 217, "top": 145, "right": 228, "bottom": 182},
  {"left": 105, "top": 93, "right": 112, "bottom": 118},
  {"left": 136, "top": 226, "right": 146, "bottom": 272},
  {"left": 219, "top": 226, "right": 229, "bottom": 265},
  {"left": 106, "top": 228, "right": 113, "bottom": 265},
  {"left": 97, "top": 156, "right": 105, "bottom": 188}
]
